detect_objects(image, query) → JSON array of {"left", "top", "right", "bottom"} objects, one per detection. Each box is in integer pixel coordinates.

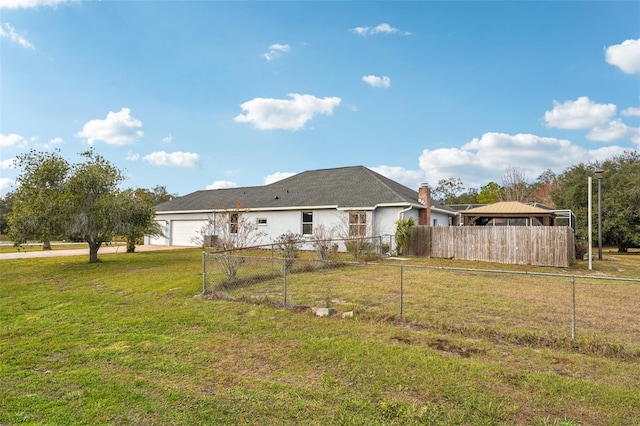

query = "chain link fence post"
[
  {"left": 400, "top": 264, "right": 404, "bottom": 319},
  {"left": 571, "top": 276, "right": 576, "bottom": 341},
  {"left": 283, "top": 257, "right": 287, "bottom": 306},
  {"left": 202, "top": 251, "right": 207, "bottom": 293}
]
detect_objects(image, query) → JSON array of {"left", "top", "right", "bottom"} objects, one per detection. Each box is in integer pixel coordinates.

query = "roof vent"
[{"left": 274, "top": 196, "right": 279, "bottom": 200}]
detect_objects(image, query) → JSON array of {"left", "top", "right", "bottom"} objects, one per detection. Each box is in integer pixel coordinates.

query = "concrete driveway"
[{"left": 0, "top": 244, "right": 194, "bottom": 260}]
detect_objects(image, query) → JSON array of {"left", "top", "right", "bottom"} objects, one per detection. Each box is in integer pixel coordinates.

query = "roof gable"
[{"left": 155, "top": 166, "right": 424, "bottom": 212}]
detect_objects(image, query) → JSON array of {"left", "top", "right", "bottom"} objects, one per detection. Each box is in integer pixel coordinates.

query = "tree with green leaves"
[
  {"left": 599, "top": 151, "right": 640, "bottom": 252},
  {"left": 149, "top": 185, "right": 177, "bottom": 205},
  {"left": 477, "top": 182, "right": 502, "bottom": 204},
  {"left": 8, "top": 149, "right": 160, "bottom": 262},
  {"left": 550, "top": 162, "right": 592, "bottom": 240},
  {"left": 447, "top": 188, "right": 479, "bottom": 205},
  {"left": 551, "top": 151, "right": 640, "bottom": 252},
  {"left": 120, "top": 188, "right": 164, "bottom": 253},
  {"left": 8, "top": 150, "right": 70, "bottom": 250},
  {"left": 65, "top": 150, "right": 129, "bottom": 262},
  {"left": 0, "top": 192, "right": 14, "bottom": 236}
]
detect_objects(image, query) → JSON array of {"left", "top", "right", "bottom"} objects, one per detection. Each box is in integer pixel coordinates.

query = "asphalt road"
[{"left": 0, "top": 244, "right": 193, "bottom": 260}]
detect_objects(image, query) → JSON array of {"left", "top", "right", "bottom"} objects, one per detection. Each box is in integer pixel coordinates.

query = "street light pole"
[{"left": 595, "top": 169, "right": 604, "bottom": 260}]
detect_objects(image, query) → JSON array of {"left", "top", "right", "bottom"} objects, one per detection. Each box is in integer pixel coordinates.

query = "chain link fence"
[{"left": 203, "top": 248, "right": 640, "bottom": 357}]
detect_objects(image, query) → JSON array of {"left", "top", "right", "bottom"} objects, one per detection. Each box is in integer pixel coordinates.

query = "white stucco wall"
[
  {"left": 148, "top": 205, "right": 427, "bottom": 248},
  {"left": 431, "top": 209, "right": 458, "bottom": 226}
]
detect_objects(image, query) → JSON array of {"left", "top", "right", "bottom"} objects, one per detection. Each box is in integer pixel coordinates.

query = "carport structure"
[{"left": 461, "top": 201, "right": 556, "bottom": 227}]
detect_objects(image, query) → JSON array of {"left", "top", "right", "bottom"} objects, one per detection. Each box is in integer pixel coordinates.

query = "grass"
[
  {"left": 1, "top": 248, "right": 639, "bottom": 425},
  {"left": 206, "top": 252, "right": 640, "bottom": 358}
]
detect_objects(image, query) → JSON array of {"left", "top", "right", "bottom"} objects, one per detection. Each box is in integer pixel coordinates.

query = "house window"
[
  {"left": 257, "top": 218, "right": 267, "bottom": 226},
  {"left": 349, "top": 211, "right": 366, "bottom": 236},
  {"left": 230, "top": 213, "right": 239, "bottom": 234},
  {"left": 302, "top": 211, "right": 313, "bottom": 235}
]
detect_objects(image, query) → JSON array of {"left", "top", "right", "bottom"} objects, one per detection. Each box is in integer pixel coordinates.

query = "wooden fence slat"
[{"left": 409, "top": 226, "right": 575, "bottom": 267}]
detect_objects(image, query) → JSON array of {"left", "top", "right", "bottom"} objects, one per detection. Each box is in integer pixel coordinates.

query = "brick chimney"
[{"left": 418, "top": 183, "right": 431, "bottom": 226}]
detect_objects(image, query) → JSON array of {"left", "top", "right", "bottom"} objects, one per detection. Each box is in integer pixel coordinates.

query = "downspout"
[
  {"left": 397, "top": 205, "right": 413, "bottom": 220},
  {"left": 395, "top": 205, "right": 414, "bottom": 256}
]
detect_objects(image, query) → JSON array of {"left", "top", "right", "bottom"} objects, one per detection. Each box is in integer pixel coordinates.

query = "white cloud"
[
  {"left": 206, "top": 180, "right": 237, "bottom": 190},
  {"left": 622, "top": 107, "right": 640, "bottom": 117},
  {"left": 350, "top": 23, "right": 410, "bottom": 36},
  {"left": 263, "top": 43, "right": 291, "bottom": 61},
  {"left": 125, "top": 151, "right": 140, "bottom": 161},
  {"left": 0, "top": 158, "right": 16, "bottom": 169},
  {"left": 544, "top": 96, "right": 616, "bottom": 129},
  {"left": 76, "top": 107, "right": 143, "bottom": 146},
  {"left": 234, "top": 93, "right": 341, "bottom": 131},
  {"left": 371, "top": 165, "right": 426, "bottom": 190},
  {"left": 0, "top": 23, "right": 34, "bottom": 49},
  {"left": 142, "top": 151, "right": 200, "bottom": 168},
  {"left": 605, "top": 38, "right": 640, "bottom": 74},
  {"left": 586, "top": 119, "right": 639, "bottom": 143},
  {"left": 162, "top": 134, "right": 173, "bottom": 143},
  {"left": 418, "top": 132, "right": 627, "bottom": 188},
  {"left": 35, "top": 136, "right": 64, "bottom": 150},
  {"left": 0, "top": 0, "right": 70, "bottom": 8},
  {"left": 0, "top": 133, "right": 27, "bottom": 148},
  {"left": 362, "top": 75, "right": 391, "bottom": 89},
  {"left": 264, "top": 172, "right": 295, "bottom": 185},
  {"left": 0, "top": 177, "right": 14, "bottom": 196}
]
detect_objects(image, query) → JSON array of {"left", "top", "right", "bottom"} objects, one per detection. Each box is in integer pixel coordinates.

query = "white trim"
[
  {"left": 157, "top": 203, "right": 423, "bottom": 214},
  {"left": 431, "top": 206, "right": 458, "bottom": 216}
]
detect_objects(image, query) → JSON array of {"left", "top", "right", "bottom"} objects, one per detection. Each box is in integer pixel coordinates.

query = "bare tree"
[
  {"left": 432, "top": 178, "right": 465, "bottom": 203},
  {"left": 333, "top": 211, "right": 376, "bottom": 260},
  {"left": 196, "top": 204, "right": 265, "bottom": 279},
  {"left": 499, "top": 166, "right": 531, "bottom": 202},
  {"left": 310, "top": 224, "right": 334, "bottom": 260}
]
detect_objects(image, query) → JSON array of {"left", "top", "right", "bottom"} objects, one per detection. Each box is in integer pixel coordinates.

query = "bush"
[
  {"left": 274, "top": 232, "right": 302, "bottom": 272},
  {"left": 575, "top": 240, "right": 588, "bottom": 260},
  {"left": 345, "top": 238, "right": 377, "bottom": 260},
  {"left": 395, "top": 217, "right": 415, "bottom": 255}
]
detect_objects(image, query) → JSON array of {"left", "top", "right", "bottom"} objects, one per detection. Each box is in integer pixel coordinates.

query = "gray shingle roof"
[{"left": 155, "top": 166, "right": 425, "bottom": 212}]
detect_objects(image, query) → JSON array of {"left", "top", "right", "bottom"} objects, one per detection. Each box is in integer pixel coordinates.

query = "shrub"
[
  {"left": 274, "top": 232, "right": 302, "bottom": 272},
  {"left": 575, "top": 240, "right": 588, "bottom": 260},
  {"left": 395, "top": 217, "right": 415, "bottom": 255}
]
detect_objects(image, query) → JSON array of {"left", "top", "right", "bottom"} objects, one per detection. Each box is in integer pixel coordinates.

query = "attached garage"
[{"left": 170, "top": 220, "right": 205, "bottom": 246}]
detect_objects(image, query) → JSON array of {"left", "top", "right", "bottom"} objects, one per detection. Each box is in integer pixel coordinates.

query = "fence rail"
[
  {"left": 409, "top": 226, "right": 575, "bottom": 267},
  {"left": 203, "top": 252, "right": 640, "bottom": 357}
]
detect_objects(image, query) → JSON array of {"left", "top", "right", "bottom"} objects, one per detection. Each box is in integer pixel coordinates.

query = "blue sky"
[{"left": 1, "top": 0, "right": 639, "bottom": 197}]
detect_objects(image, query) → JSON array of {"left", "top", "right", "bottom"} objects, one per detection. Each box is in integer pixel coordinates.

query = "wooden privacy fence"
[{"left": 408, "top": 226, "right": 575, "bottom": 267}]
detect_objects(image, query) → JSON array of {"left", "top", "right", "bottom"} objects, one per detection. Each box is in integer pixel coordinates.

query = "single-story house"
[{"left": 146, "top": 165, "right": 458, "bottom": 247}]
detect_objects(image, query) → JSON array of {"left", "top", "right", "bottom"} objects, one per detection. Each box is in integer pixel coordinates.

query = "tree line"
[{"left": 0, "top": 150, "right": 176, "bottom": 262}]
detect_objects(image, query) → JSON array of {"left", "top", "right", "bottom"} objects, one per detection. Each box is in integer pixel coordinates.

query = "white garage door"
[{"left": 171, "top": 220, "right": 204, "bottom": 246}]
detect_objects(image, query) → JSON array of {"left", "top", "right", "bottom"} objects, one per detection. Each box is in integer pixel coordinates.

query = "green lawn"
[{"left": 1, "top": 249, "right": 639, "bottom": 425}]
